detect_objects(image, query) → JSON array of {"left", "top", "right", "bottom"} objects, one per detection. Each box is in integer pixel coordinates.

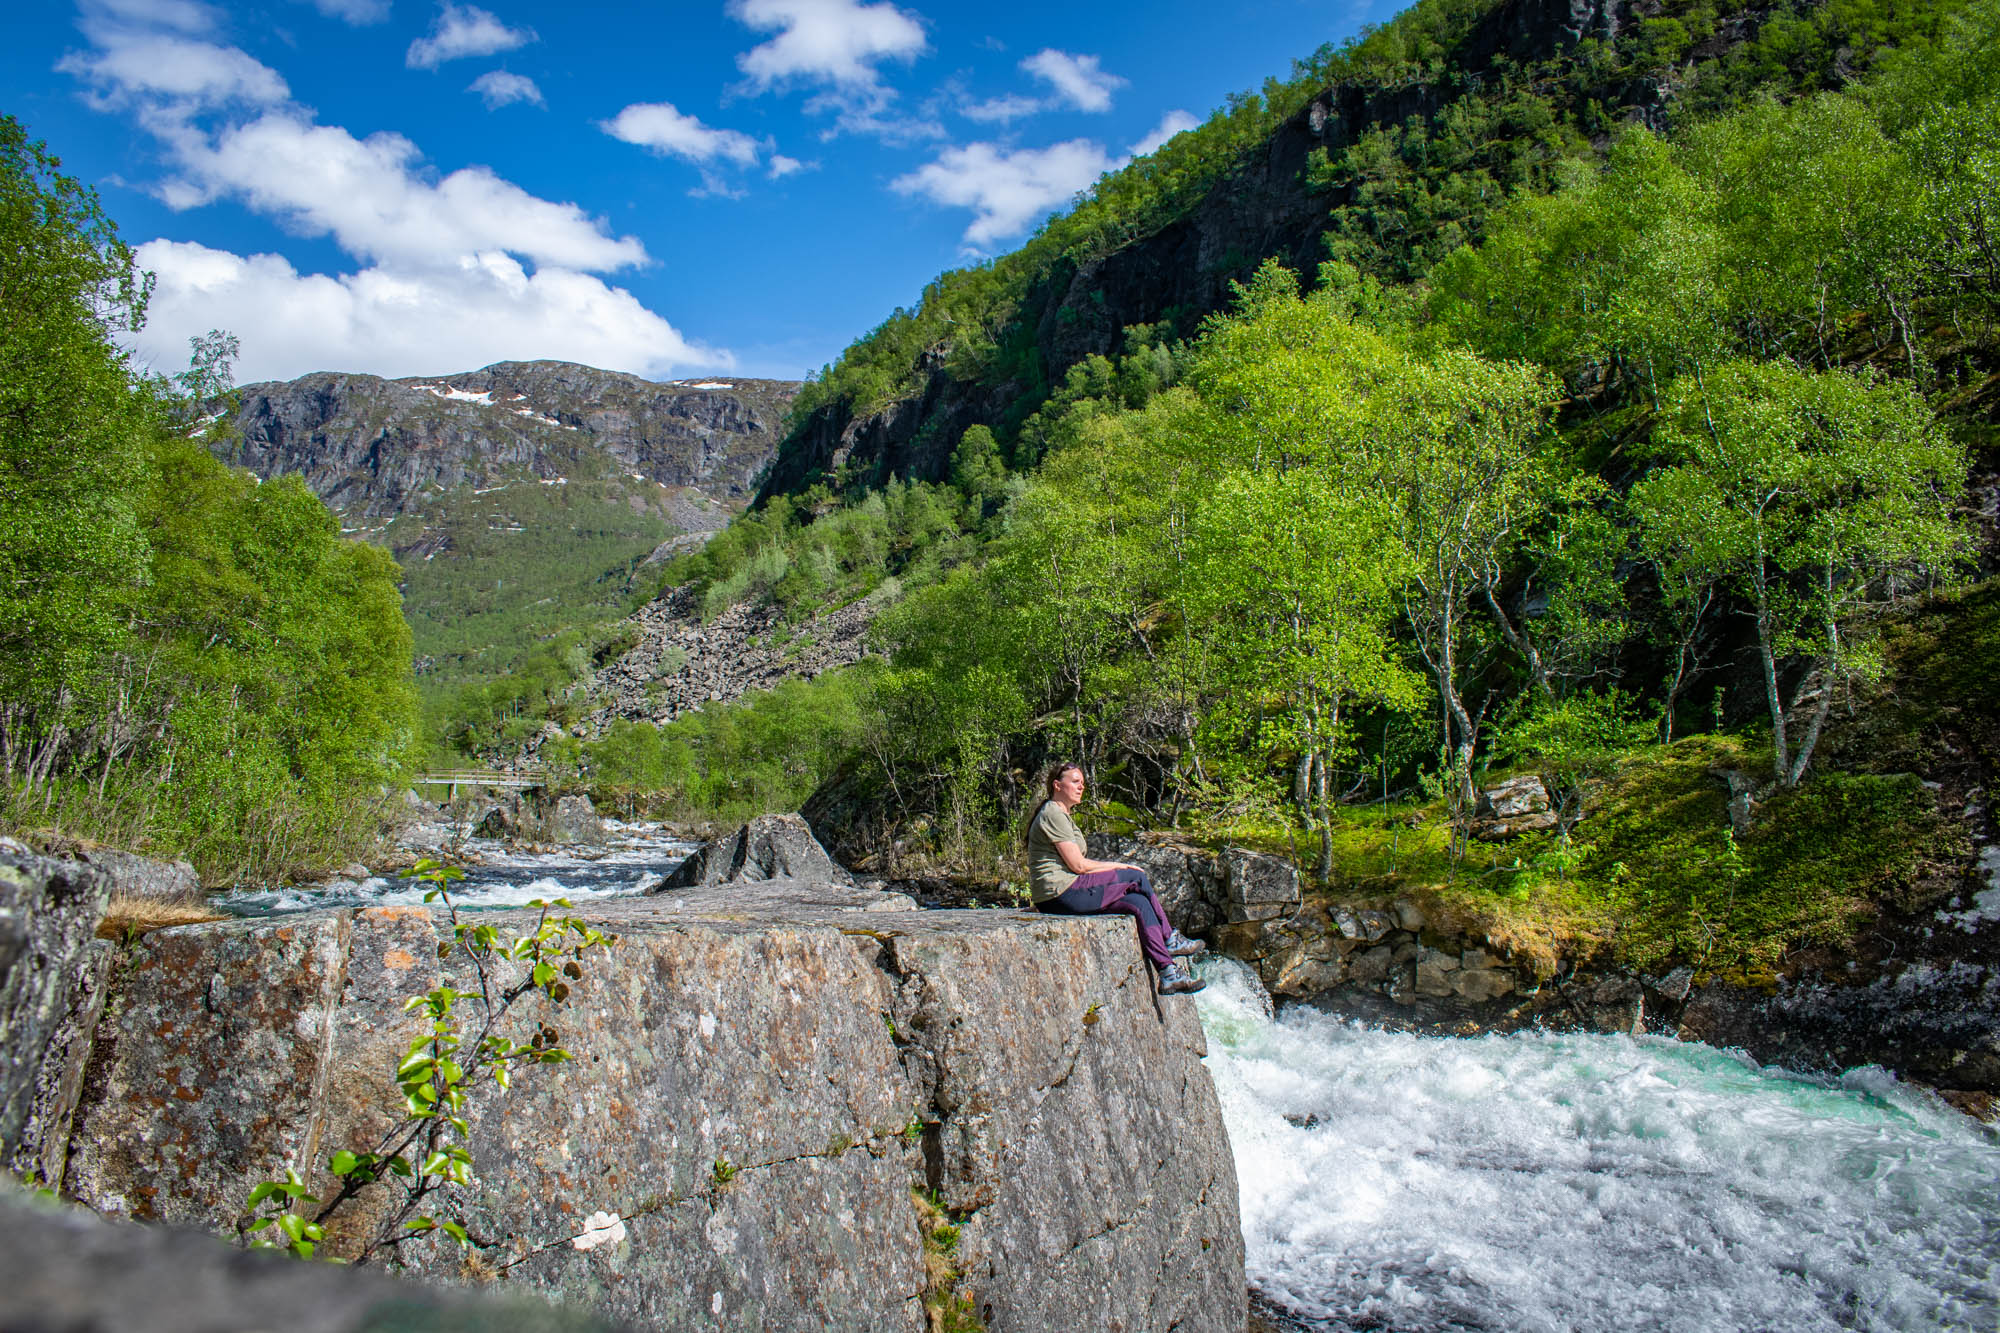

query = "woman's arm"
[{"left": 1056, "top": 839, "right": 1130, "bottom": 876}]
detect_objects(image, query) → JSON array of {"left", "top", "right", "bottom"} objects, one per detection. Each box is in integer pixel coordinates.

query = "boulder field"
[{"left": 15, "top": 848, "right": 1244, "bottom": 1333}]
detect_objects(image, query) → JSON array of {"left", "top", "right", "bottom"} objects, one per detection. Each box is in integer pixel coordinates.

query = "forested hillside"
[
  {"left": 553, "top": 0, "right": 1999, "bottom": 971},
  {"left": 0, "top": 119, "right": 416, "bottom": 882}
]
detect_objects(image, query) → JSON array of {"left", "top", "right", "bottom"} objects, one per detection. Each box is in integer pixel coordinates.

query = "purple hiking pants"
[{"left": 1036, "top": 866, "right": 1174, "bottom": 969}]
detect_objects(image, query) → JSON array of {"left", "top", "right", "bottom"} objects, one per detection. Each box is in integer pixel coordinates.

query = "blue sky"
[{"left": 6, "top": 0, "right": 1387, "bottom": 384}]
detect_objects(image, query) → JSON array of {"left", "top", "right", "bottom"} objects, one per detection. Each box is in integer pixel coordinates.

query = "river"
[{"left": 1195, "top": 958, "right": 2000, "bottom": 1332}]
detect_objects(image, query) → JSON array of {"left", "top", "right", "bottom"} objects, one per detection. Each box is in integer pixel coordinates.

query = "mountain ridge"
[{"left": 215, "top": 359, "right": 801, "bottom": 538}]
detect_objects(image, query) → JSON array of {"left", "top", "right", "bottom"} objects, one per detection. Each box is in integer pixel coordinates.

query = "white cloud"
[
  {"left": 63, "top": 0, "right": 733, "bottom": 379},
  {"left": 729, "top": 0, "right": 932, "bottom": 139},
  {"left": 161, "top": 113, "right": 643, "bottom": 271},
  {"left": 406, "top": 3, "right": 534, "bottom": 69},
  {"left": 767, "top": 153, "right": 808, "bottom": 178},
  {"left": 893, "top": 139, "right": 1115, "bottom": 247},
  {"left": 960, "top": 93, "right": 1039, "bottom": 125},
  {"left": 59, "top": 32, "right": 289, "bottom": 107},
  {"left": 599, "top": 102, "right": 760, "bottom": 166},
  {"left": 132, "top": 239, "right": 728, "bottom": 382},
  {"left": 1020, "top": 49, "right": 1124, "bottom": 113},
  {"left": 1131, "top": 109, "right": 1198, "bottom": 156},
  {"left": 730, "top": 0, "right": 925, "bottom": 90},
  {"left": 468, "top": 69, "right": 542, "bottom": 108},
  {"left": 305, "top": 0, "right": 390, "bottom": 23}
]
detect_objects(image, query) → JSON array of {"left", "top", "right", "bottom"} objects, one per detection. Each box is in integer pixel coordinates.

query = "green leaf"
[{"left": 328, "top": 1150, "right": 359, "bottom": 1177}]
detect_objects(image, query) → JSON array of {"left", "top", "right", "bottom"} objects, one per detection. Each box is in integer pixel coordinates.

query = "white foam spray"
[{"left": 1195, "top": 959, "right": 2000, "bottom": 1332}]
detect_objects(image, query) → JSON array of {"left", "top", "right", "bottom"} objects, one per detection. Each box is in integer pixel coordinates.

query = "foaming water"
[
  {"left": 1195, "top": 959, "right": 2000, "bottom": 1332},
  {"left": 217, "top": 822, "right": 697, "bottom": 914}
]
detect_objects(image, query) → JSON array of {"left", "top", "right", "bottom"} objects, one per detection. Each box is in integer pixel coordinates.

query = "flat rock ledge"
[{"left": 55, "top": 881, "right": 1244, "bottom": 1333}]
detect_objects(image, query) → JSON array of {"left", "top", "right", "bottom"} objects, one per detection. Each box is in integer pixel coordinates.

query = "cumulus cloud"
[
  {"left": 59, "top": 0, "right": 724, "bottom": 379},
  {"left": 60, "top": 29, "right": 289, "bottom": 108},
  {"left": 599, "top": 102, "right": 760, "bottom": 166},
  {"left": 1131, "top": 109, "right": 1198, "bottom": 156},
  {"left": 728, "top": 0, "right": 934, "bottom": 139},
  {"left": 468, "top": 69, "right": 542, "bottom": 108},
  {"left": 893, "top": 139, "right": 1115, "bottom": 247},
  {"left": 767, "top": 153, "right": 808, "bottom": 178},
  {"left": 406, "top": 3, "right": 534, "bottom": 69},
  {"left": 730, "top": 0, "right": 925, "bottom": 90},
  {"left": 132, "top": 239, "right": 727, "bottom": 381},
  {"left": 159, "top": 114, "right": 643, "bottom": 270},
  {"left": 1020, "top": 49, "right": 1124, "bottom": 113}
]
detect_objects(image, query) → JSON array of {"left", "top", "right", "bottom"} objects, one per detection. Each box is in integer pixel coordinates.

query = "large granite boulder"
[
  {"left": 59, "top": 884, "right": 1243, "bottom": 1332},
  {"left": 1088, "top": 832, "right": 1302, "bottom": 933},
  {"left": 0, "top": 844, "right": 113, "bottom": 1182},
  {"left": 0, "top": 1189, "right": 628, "bottom": 1332},
  {"left": 545, "top": 793, "right": 607, "bottom": 845},
  {"left": 659, "top": 812, "right": 857, "bottom": 889}
]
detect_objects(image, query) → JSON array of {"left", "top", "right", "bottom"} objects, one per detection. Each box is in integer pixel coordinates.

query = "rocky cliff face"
[
  {"left": 55, "top": 879, "right": 1244, "bottom": 1331},
  {"left": 217, "top": 361, "right": 799, "bottom": 529},
  {"left": 757, "top": 0, "right": 1675, "bottom": 497}
]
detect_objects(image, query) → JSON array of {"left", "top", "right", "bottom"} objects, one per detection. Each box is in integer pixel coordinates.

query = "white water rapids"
[{"left": 1195, "top": 959, "right": 2000, "bottom": 1332}]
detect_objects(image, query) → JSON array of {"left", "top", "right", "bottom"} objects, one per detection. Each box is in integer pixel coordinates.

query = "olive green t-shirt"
[{"left": 1027, "top": 800, "right": 1084, "bottom": 903}]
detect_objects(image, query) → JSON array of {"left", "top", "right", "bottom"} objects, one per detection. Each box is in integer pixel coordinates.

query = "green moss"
[{"left": 913, "top": 1190, "right": 984, "bottom": 1333}]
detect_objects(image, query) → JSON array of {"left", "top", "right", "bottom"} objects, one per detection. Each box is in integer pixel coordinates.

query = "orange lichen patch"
[
  {"left": 361, "top": 905, "right": 433, "bottom": 923},
  {"left": 381, "top": 948, "right": 417, "bottom": 970}
]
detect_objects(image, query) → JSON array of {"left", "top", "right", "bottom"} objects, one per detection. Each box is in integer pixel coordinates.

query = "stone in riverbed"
[
  {"left": 660, "top": 812, "right": 857, "bottom": 889},
  {"left": 546, "top": 793, "right": 606, "bottom": 845}
]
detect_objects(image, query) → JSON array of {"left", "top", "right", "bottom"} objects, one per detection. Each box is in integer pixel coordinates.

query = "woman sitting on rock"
[{"left": 1026, "top": 761, "right": 1207, "bottom": 995}]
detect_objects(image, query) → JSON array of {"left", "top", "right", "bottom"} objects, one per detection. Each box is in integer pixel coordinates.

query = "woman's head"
[{"left": 1045, "top": 761, "right": 1084, "bottom": 804}]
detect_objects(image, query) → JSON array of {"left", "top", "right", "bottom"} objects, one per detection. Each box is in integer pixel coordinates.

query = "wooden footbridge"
[{"left": 412, "top": 770, "right": 544, "bottom": 802}]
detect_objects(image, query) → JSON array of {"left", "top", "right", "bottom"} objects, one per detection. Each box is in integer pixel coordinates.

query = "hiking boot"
[
  {"left": 1158, "top": 960, "right": 1207, "bottom": 995},
  {"left": 1166, "top": 929, "right": 1208, "bottom": 958}
]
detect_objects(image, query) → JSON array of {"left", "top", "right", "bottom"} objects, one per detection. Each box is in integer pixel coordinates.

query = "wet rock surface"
[{"left": 57, "top": 883, "right": 1243, "bottom": 1332}]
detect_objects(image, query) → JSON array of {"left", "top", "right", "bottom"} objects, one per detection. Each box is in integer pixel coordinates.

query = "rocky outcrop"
[
  {"left": 660, "top": 813, "right": 858, "bottom": 889},
  {"left": 57, "top": 883, "right": 1244, "bottom": 1331},
  {"left": 1088, "top": 833, "right": 1302, "bottom": 935},
  {"left": 1472, "top": 774, "right": 1559, "bottom": 841},
  {"left": 0, "top": 844, "right": 113, "bottom": 1183},
  {"left": 218, "top": 362, "right": 798, "bottom": 526},
  {"left": 0, "top": 1190, "right": 628, "bottom": 1333}
]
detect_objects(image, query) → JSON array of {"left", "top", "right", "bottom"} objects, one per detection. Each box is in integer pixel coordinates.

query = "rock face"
[
  {"left": 1088, "top": 833, "right": 1302, "bottom": 935},
  {"left": 218, "top": 362, "right": 799, "bottom": 525},
  {"left": 0, "top": 845, "right": 113, "bottom": 1182},
  {"left": 58, "top": 884, "right": 1244, "bottom": 1331},
  {"left": 0, "top": 1190, "right": 629, "bottom": 1333},
  {"left": 660, "top": 813, "right": 859, "bottom": 889}
]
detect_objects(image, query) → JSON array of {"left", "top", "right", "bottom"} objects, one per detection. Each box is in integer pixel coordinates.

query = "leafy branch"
[{"left": 240, "top": 858, "right": 615, "bottom": 1263}]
